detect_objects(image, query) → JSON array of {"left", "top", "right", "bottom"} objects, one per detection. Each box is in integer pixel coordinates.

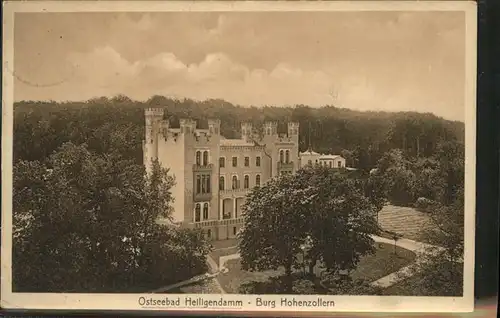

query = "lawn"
[
  {"left": 216, "top": 242, "right": 416, "bottom": 294},
  {"left": 382, "top": 264, "right": 464, "bottom": 296},
  {"left": 209, "top": 246, "right": 239, "bottom": 266},
  {"left": 211, "top": 238, "right": 239, "bottom": 250},
  {"left": 166, "top": 277, "right": 223, "bottom": 294}
]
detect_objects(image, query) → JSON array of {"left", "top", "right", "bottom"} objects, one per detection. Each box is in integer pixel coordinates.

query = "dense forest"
[{"left": 14, "top": 95, "right": 464, "bottom": 170}]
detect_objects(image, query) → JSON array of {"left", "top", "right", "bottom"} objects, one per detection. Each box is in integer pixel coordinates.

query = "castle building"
[{"left": 143, "top": 108, "right": 299, "bottom": 240}]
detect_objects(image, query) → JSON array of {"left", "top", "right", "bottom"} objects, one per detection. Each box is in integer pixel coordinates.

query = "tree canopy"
[
  {"left": 13, "top": 142, "right": 211, "bottom": 292},
  {"left": 14, "top": 97, "right": 464, "bottom": 172},
  {"left": 238, "top": 167, "right": 381, "bottom": 293}
]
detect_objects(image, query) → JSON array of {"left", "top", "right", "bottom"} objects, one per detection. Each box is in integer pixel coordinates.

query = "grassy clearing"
[
  {"left": 217, "top": 242, "right": 416, "bottom": 294},
  {"left": 211, "top": 239, "right": 239, "bottom": 250},
  {"left": 166, "top": 277, "right": 222, "bottom": 294},
  {"left": 209, "top": 247, "right": 239, "bottom": 266}
]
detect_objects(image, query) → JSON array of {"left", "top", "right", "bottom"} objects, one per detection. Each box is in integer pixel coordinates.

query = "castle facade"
[{"left": 143, "top": 108, "right": 299, "bottom": 240}]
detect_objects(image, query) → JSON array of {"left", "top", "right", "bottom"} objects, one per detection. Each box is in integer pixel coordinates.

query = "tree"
[
  {"left": 12, "top": 142, "right": 210, "bottom": 292},
  {"left": 376, "top": 149, "right": 417, "bottom": 206},
  {"left": 295, "top": 167, "right": 380, "bottom": 277},
  {"left": 238, "top": 174, "right": 315, "bottom": 291},
  {"left": 239, "top": 166, "right": 380, "bottom": 294}
]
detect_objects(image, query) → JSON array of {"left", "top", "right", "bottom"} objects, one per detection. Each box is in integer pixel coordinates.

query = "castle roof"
[
  {"left": 319, "top": 154, "right": 341, "bottom": 160},
  {"left": 300, "top": 150, "right": 321, "bottom": 156}
]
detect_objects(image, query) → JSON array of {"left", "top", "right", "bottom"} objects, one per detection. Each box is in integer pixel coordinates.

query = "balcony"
[
  {"left": 193, "top": 163, "right": 214, "bottom": 172},
  {"left": 277, "top": 161, "right": 294, "bottom": 171},
  {"left": 191, "top": 217, "right": 245, "bottom": 228},
  {"left": 193, "top": 192, "right": 212, "bottom": 202},
  {"left": 219, "top": 187, "right": 251, "bottom": 197},
  {"left": 218, "top": 217, "right": 245, "bottom": 226}
]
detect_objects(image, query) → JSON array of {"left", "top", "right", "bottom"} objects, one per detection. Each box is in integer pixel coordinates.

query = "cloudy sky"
[{"left": 14, "top": 11, "right": 465, "bottom": 121}]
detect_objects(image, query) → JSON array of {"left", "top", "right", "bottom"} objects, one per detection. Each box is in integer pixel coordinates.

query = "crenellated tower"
[
  {"left": 144, "top": 108, "right": 164, "bottom": 167},
  {"left": 208, "top": 119, "right": 221, "bottom": 136},
  {"left": 241, "top": 122, "right": 253, "bottom": 142}
]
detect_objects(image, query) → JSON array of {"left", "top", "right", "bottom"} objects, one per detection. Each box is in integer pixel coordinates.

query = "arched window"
[
  {"left": 285, "top": 150, "right": 290, "bottom": 163},
  {"left": 255, "top": 174, "right": 261, "bottom": 187},
  {"left": 338, "top": 161, "right": 342, "bottom": 168},
  {"left": 203, "top": 203, "right": 209, "bottom": 220},
  {"left": 206, "top": 175, "right": 211, "bottom": 193},
  {"left": 280, "top": 150, "right": 284, "bottom": 163},
  {"left": 329, "top": 161, "right": 333, "bottom": 168},
  {"left": 201, "top": 175, "right": 206, "bottom": 193},
  {"left": 244, "top": 175, "right": 249, "bottom": 189},
  {"left": 203, "top": 151, "right": 209, "bottom": 166},
  {"left": 195, "top": 204, "right": 201, "bottom": 222},
  {"left": 232, "top": 175, "right": 238, "bottom": 189},
  {"left": 196, "top": 175, "right": 201, "bottom": 194},
  {"left": 195, "top": 151, "right": 201, "bottom": 165},
  {"left": 219, "top": 176, "right": 225, "bottom": 190}
]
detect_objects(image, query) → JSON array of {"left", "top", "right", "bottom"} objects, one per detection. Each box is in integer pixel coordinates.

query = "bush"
[{"left": 414, "top": 197, "right": 436, "bottom": 213}]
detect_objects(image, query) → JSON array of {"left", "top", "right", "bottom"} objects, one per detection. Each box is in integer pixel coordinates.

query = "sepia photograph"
[{"left": 2, "top": 0, "right": 476, "bottom": 313}]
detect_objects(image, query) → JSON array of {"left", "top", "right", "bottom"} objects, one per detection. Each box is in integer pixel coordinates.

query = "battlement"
[
  {"left": 241, "top": 122, "right": 253, "bottom": 139},
  {"left": 145, "top": 108, "right": 164, "bottom": 117},
  {"left": 263, "top": 121, "right": 278, "bottom": 128},
  {"left": 208, "top": 119, "right": 221, "bottom": 125},
  {"left": 288, "top": 122, "right": 299, "bottom": 136},
  {"left": 179, "top": 118, "right": 197, "bottom": 126}
]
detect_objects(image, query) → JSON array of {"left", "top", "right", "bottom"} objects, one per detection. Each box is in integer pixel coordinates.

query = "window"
[
  {"left": 201, "top": 175, "right": 206, "bottom": 193},
  {"left": 266, "top": 128, "right": 271, "bottom": 135},
  {"left": 338, "top": 161, "right": 342, "bottom": 168},
  {"left": 233, "top": 227, "right": 237, "bottom": 235},
  {"left": 219, "top": 176, "right": 225, "bottom": 191},
  {"left": 256, "top": 156, "right": 261, "bottom": 167},
  {"left": 196, "top": 175, "right": 201, "bottom": 194},
  {"left": 280, "top": 150, "right": 284, "bottom": 163},
  {"left": 244, "top": 175, "right": 249, "bottom": 189},
  {"left": 223, "top": 199, "right": 231, "bottom": 219},
  {"left": 207, "top": 229, "right": 212, "bottom": 238},
  {"left": 232, "top": 175, "right": 238, "bottom": 189},
  {"left": 203, "top": 203, "right": 209, "bottom": 220},
  {"left": 329, "top": 161, "right": 333, "bottom": 168},
  {"left": 196, "top": 151, "right": 201, "bottom": 165},
  {"left": 255, "top": 174, "right": 261, "bottom": 187},
  {"left": 285, "top": 150, "right": 290, "bottom": 163},
  {"left": 232, "top": 156, "right": 238, "bottom": 167},
  {"left": 206, "top": 175, "right": 211, "bottom": 193},
  {"left": 219, "top": 157, "right": 225, "bottom": 168},
  {"left": 203, "top": 151, "right": 209, "bottom": 166},
  {"left": 244, "top": 156, "right": 250, "bottom": 167},
  {"left": 195, "top": 204, "right": 201, "bottom": 222}
]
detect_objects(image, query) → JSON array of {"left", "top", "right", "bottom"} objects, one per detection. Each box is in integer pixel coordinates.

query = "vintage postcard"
[{"left": 2, "top": 0, "right": 476, "bottom": 314}]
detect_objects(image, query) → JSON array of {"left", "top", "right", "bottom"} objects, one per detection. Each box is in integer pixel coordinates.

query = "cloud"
[{"left": 63, "top": 46, "right": 337, "bottom": 106}]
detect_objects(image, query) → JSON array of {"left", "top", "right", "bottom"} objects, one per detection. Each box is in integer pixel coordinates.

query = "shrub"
[{"left": 414, "top": 197, "right": 436, "bottom": 213}]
